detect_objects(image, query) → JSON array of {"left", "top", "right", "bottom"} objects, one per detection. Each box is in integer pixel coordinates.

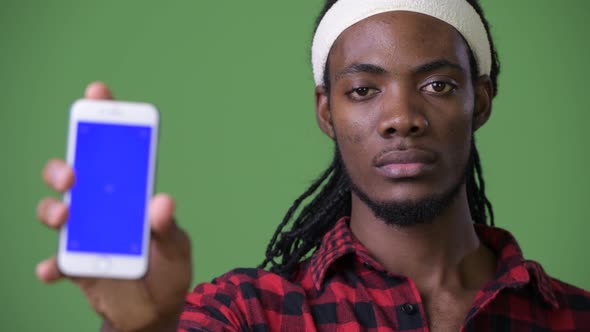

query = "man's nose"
[{"left": 377, "top": 88, "right": 428, "bottom": 138}]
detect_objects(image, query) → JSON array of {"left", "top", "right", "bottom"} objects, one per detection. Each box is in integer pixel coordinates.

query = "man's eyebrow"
[
  {"left": 333, "top": 60, "right": 465, "bottom": 82},
  {"left": 412, "top": 59, "right": 465, "bottom": 75},
  {"left": 334, "top": 63, "right": 387, "bottom": 82}
]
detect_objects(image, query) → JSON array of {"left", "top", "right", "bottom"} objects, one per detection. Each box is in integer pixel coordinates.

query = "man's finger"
[
  {"left": 149, "top": 194, "right": 191, "bottom": 260},
  {"left": 36, "top": 256, "right": 64, "bottom": 283},
  {"left": 42, "top": 159, "right": 75, "bottom": 193},
  {"left": 84, "top": 81, "right": 113, "bottom": 100},
  {"left": 149, "top": 193, "right": 176, "bottom": 237},
  {"left": 37, "top": 197, "right": 68, "bottom": 229}
]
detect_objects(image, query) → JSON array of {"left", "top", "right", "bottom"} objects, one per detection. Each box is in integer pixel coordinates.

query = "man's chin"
[{"left": 349, "top": 181, "right": 464, "bottom": 227}]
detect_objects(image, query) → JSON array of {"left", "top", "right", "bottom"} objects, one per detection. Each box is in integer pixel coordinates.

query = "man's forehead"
[
  {"left": 329, "top": 11, "right": 471, "bottom": 73},
  {"left": 311, "top": 0, "right": 492, "bottom": 85}
]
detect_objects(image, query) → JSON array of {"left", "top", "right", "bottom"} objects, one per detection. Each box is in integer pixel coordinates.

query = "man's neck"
[{"left": 349, "top": 190, "right": 496, "bottom": 294}]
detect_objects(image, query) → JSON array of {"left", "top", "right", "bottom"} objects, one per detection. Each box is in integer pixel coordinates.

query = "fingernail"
[
  {"left": 50, "top": 166, "right": 66, "bottom": 187},
  {"left": 48, "top": 204, "right": 62, "bottom": 225}
]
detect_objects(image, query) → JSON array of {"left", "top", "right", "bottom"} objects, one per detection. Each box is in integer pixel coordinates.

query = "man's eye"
[
  {"left": 347, "top": 87, "right": 379, "bottom": 100},
  {"left": 423, "top": 81, "right": 455, "bottom": 94}
]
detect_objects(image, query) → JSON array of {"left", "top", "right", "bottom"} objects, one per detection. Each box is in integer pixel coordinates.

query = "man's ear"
[
  {"left": 473, "top": 76, "right": 493, "bottom": 131},
  {"left": 315, "top": 85, "right": 335, "bottom": 140}
]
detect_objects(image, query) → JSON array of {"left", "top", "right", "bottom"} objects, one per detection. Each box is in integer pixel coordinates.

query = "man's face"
[{"left": 316, "top": 11, "right": 491, "bottom": 224}]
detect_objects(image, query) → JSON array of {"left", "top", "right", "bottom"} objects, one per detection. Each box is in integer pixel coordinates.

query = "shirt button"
[
  {"left": 402, "top": 303, "right": 416, "bottom": 315},
  {"left": 363, "top": 261, "right": 374, "bottom": 270}
]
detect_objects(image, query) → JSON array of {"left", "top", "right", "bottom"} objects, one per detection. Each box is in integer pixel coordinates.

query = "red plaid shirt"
[{"left": 179, "top": 218, "right": 590, "bottom": 331}]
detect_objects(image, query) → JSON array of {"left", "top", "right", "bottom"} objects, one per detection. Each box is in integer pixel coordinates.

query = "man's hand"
[{"left": 36, "top": 82, "right": 192, "bottom": 332}]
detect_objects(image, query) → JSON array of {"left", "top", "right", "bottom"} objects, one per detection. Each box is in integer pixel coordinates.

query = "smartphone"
[{"left": 58, "top": 99, "right": 159, "bottom": 279}]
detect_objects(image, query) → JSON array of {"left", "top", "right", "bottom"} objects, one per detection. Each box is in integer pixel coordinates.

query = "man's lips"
[{"left": 373, "top": 149, "right": 437, "bottom": 179}]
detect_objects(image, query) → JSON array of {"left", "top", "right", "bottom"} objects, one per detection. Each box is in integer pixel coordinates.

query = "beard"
[{"left": 338, "top": 146, "right": 469, "bottom": 227}]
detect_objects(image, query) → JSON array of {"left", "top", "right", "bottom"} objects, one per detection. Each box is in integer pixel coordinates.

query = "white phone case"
[{"left": 58, "top": 99, "right": 159, "bottom": 279}]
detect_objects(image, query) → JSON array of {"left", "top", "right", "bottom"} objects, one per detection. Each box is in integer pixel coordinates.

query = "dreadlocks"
[{"left": 260, "top": 0, "right": 501, "bottom": 278}]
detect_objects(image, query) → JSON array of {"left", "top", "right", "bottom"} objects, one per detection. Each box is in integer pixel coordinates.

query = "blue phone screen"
[{"left": 66, "top": 121, "right": 152, "bottom": 256}]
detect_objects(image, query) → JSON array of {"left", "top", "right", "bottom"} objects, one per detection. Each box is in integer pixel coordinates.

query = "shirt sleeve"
[{"left": 177, "top": 274, "right": 246, "bottom": 332}]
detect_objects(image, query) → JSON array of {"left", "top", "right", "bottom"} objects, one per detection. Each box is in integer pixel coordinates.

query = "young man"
[{"left": 36, "top": 0, "right": 590, "bottom": 331}]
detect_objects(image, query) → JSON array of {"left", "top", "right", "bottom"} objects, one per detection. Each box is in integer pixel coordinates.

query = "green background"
[{"left": 1, "top": 0, "right": 589, "bottom": 330}]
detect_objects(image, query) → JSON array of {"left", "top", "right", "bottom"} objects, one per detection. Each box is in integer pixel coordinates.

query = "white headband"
[{"left": 311, "top": 0, "right": 492, "bottom": 86}]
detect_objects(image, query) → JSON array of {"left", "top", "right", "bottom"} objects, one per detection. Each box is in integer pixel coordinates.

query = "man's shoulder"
[
  {"left": 522, "top": 258, "right": 590, "bottom": 314},
  {"left": 548, "top": 276, "right": 590, "bottom": 310},
  {"left": 195, "top": 267, "right": 290, "bottom": 290},
  {"left": 182, "top": 267, "right": 312, "bottom": 327},
  {"left": 189, "top": 265, "right": 312, "bottom": 300},
  {"left": 210, "top": 267, "right": 272, "bottom": 284}
]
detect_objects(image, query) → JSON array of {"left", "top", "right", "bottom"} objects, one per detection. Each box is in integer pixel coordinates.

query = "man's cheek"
[
  {"left": 440, "top": 115, "right": 471, "bottom": 142},
  {"left": 449, "top": 123, "right": 473, "bottom": 168},
  {"left": 338, "top": 119, "right": 373, "bottom": 145}
]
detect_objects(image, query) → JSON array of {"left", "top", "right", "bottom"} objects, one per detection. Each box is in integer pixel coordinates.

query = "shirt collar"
[
  {"left": 474, "top": 224, "right": 559, "bottom": 308},
  {"left": 309, "top": 217, "right": 559, "bottom": 308},
  {"left": 309, "top": 217, "right": 358, "bottom": 291}
]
